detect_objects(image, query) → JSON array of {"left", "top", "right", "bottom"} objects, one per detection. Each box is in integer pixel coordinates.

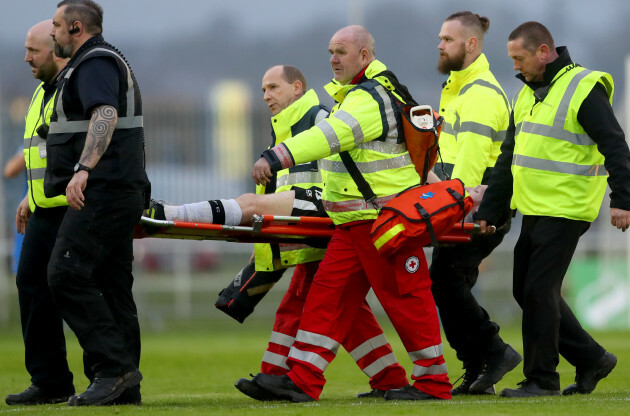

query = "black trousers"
[
  {"left": 48, "top": 190, "right": 144, "bottom": 378},
  {"left": 514, "top": 216, "right": 605, "bottom": 390},
  {"left": 16, "top": 206, "right": 74, "bottom": 394},
  {"left": 430, "top": 225, "right": 509, "bottom": 366}
]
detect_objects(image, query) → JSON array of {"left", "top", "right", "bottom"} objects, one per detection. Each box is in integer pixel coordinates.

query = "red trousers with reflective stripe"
[
  {"left": 286, "top": 221, "right": 452, "bottom": 400},
  {"left": 261, "top": 260, "right": 408, "bottom": 392}
]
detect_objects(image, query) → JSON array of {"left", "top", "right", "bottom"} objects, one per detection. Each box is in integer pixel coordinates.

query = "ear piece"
[{"left": 68, "top": 25, "right": 80, "bottom": 35}]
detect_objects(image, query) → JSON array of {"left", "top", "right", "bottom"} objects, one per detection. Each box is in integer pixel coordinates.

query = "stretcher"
[{"left": 135, "top": 214, "right": 479, "bottom": 245}]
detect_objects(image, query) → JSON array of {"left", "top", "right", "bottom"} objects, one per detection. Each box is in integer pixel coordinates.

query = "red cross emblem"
[{"left": 405, "top": 256, "right": 420, "bottom": 273}]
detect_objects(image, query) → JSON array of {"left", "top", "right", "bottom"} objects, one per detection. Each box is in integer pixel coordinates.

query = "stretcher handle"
[{"left": 258, "top": 215, "right": 480, "bottom": 233}]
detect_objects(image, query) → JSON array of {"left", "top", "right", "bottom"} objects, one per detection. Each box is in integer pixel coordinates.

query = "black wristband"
[
  {"left": 262, "top": 149, "right": 283, "bottom": 173},
  {"left": 73, "top": 163, "right": 92, "bottom": 173}
]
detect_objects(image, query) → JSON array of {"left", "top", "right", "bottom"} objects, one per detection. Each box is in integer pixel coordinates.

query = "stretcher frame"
[{"left": 136, "top": 215, "right": 478, "bottom": 245}]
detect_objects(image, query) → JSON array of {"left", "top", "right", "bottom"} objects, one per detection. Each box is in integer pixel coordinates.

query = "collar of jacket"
[
  {"left": 516, "top": 46, "right": 572, "bottom": 90},
  {"left": 57, "top": 34, "right": 106, "bottom": 83},
  {"left": 41, "top": 79, "right": 57, "bottom": 93},
  {"left": 270, "top": 89, "right": 320, "bottom": 141},
  {"left": 443, "top": 53, "right": 490, "bottom": 91},
  {"left": 68, "top": 34, "right": 105, "bottom": 64},
  {"left": 324, "top": 59, "right": 388, "bottom": 103}
]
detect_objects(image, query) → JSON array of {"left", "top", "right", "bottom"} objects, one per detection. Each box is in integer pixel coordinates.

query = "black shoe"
[
  {"left": 563, "top": 352, "right": 617, "bottom": 395},
  {"left": 109, "top": 384, "right": 142, "bottom": 405},
  {"left": 235, "top": 376, "right": 275, "bottom": 401},
  {"left": 356, "top": 388, "right": 387, "bottom": 399},
  {"left": 499, "top": 379, "right": 560, "bottom": 398},
  {"left": 470, "top": 345, "right": 522, "bottom": 393},
  {"left": 143, "top": 199, "right": 168, "bottom": 220},
  {"left": 450, "top": 362, "right": 495, "bottom": 396},
  {"left": 252, "top": 373, "right": 314, "bottom": 402},
  {"left": 384, "top": 385, "right": 442, "bottom": 401},
  {"left": 6, "top": 384, "right": 74, "bottom": 405},
  {"left": 68, "top": 369, "right": 143, "bottom": 406}
]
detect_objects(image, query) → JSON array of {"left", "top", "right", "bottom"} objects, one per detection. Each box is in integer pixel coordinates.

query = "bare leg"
[{"left": 235, "top": 191, "right": 296, "bottom": 224}]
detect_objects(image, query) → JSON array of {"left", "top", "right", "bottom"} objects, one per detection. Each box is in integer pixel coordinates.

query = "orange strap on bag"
[{"left": 370, "top": 179, "right": 474, "bottom": 257}]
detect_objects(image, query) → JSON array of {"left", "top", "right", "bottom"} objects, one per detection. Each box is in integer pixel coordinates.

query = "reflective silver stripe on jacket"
[
  {"left": 412, "top": 362, "right": 449, "bottom": 378},
  {"left": 315, "top": 83, "right": 398, "bottom": 153},
  {"left": 322, "top": 194, "right": 396, "bottom": 212},
  {"left": 261, "top": 351, "right": 289, "bottom": 370},
  {"left": 295, "top": 330, "right": 340, "bottom": 353},
  {"left": 447, "top": 79, "right": 509, "bottom": 143},
  {"left": 458, "top": 121, "right": 506, "bottom": 142},
  {"left": 26, "top": 84, "right": 43, "bottom": 117},
  {"left": 357, "top": 141, "right": 407, "bottom": 154},
  {"left": 269, "top": 331, "right": 295, "bottom": 347},
  {"left": 408, "top": 344, "right": 443, "bottom": 361},
  {"left": 319, "top": 153, "right": 412, "bottom": 174},
  {"left": 333, "top": 110, "right": 364, "bottom": 147},
  {"left": 518, "top": 69, "right": 596, "bottom": 147},
  {"left": 520, "top": 122, "right": 594, "bottom": 146},
  {"left": 444, "top": 120, "right": 506, "bottom": 142},
  {"left": 373, "top": 84, "right": 399, "bottom": 143},
  {"left": 459, "top": 79, "right": 510, "bottom": 111},
  {"left": 276, "top": 171, "right": 322, "bottom": 188},
  {"left": 317, "top": 120, "right": 341, "bottom": 154},
  {"left": 50, "top": 47, "right": 143, "bottom": 134},
  {"left": 48, "top": 116, "right": 144, "bottom": 134},
  {"left": 26, "top": 167, "right": 46, "bottom": 181},
  {"left": 349, "top": 334, "right": 389, "bottom": 361},
  {"left": 25, "top": 135, "right": 46, "bottom": 149},
  {"left": 512, "top": 154, "right": 607, "bottom": 176},
  {"left": 315, "top": 108, "right": 328, "bottom": 124},
  {"left": 362, "top": 352, "right": 399, "bottom": 378},
  {"left": 442, "top": 122, "right": 455, "bottom": 136},
  {"left": 288, "top": 347, "right": 329, "bottom": 372}
]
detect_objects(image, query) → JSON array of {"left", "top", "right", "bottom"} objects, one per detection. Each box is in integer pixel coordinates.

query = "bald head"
[
  {"left": 25, "top": 20, "right": 62, "bottom": 83},
  {"left": 27, "top": 20, "right": 55, "bottom": 50},
  {"left": 333, "top": 25, "right": 375, "bottom": 58},
  {"left": 329, "top": 25, "right": 375, "bottom": 84}
]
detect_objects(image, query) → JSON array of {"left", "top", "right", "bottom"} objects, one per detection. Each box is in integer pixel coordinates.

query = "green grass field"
[{"left": 1, "top": 318, "right": 629, "bottom": 415}]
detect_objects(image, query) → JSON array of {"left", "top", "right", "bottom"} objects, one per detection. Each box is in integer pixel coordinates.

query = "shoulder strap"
[
  {"left": 339, "top": 151, "right": 379, "bottom": 210},
  {"left": 375, "top": 70, "right": 418, "bottom": 106},
  {"left": 339, "top": 70, "right": 416, "bottom": 210}
]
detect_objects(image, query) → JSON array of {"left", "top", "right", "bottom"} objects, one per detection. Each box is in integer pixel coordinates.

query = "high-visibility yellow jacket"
[
  {"left": 511, "top": 65, "right": 612, "bottom": 221},
  {"left": 23, "top": 82, "right": 67, "bottom": 212},
  {"left": 437, "top": 53, "right": 510, "bottom": 187},
  {"left": 254, "top": 89, "right": 328, "bottom": 271},
  {"left": 264, "top": 60, "right": 420, "bottom": 225}
]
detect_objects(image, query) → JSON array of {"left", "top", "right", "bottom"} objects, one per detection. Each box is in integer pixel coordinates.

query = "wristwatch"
[{"left": 73, "top": 163, "right": 92, "bottom": 173}]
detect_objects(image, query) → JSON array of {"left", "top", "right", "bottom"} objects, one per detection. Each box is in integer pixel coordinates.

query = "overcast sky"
[
  {"left": 1, "top": 0, "right": 373, "bottom": 44},
  {"left": 2, "top": 0, "right": 629, "bottom": 113},
  {"left": 3, "top": 0, "right": 628, "bottom": 45}
]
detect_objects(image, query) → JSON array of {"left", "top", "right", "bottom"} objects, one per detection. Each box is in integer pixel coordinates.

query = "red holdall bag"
[{"left": 370, "top": 179, "right": 474, "bottom": 257}]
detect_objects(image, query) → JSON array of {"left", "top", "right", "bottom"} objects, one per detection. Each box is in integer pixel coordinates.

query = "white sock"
[
  {"left": 222, "top": 198, "right": 242, "bottom": 225},
  {"left": 178, "top": 201, "right": 214, "bottom": 223},
  {"left": 165, "top": 199, "right": 242, "bottom": 225},
  {"left": 163, "top": 204, "right": 179, "bottom": 221}
]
